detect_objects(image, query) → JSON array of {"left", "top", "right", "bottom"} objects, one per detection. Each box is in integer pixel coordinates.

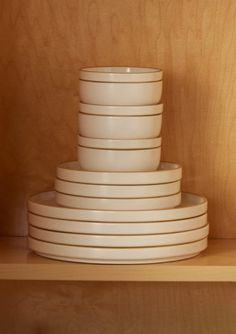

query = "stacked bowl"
[{"left": 28, "top": 67, "right": 209, "bottom": 264}]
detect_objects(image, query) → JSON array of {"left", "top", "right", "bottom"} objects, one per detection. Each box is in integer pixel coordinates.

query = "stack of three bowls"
[{"left": 28, "top": 67, "right": 209, "bottom": 263}]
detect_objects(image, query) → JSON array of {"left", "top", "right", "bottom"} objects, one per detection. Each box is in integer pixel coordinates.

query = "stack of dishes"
[{"left": 28, "top": 67, "right": 209, "bottom": 264}]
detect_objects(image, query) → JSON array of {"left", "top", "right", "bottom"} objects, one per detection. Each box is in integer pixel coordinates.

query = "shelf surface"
[{"left": 0, "top": 237, "right": 235, "bottom": 281}]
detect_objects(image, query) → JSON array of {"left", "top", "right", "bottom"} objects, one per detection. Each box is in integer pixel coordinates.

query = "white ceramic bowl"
[
  {"left": 80, "top": 102, "right": 163, "bottom": 116},
  {"left": 55, "top": 178, "right": 181, "bottom": 198},
  {"left": 55, "top": 192, "right": 181, "bottom": 210},
  {"left": 56, "top": 161, "right": 182, "bottom": 185},
  {"left": 29, "top": 213, "right": 208, "bottom": 235},
  {"left": 29, "top": 237, "right": 207, "bottom": 264},
  {"left": 80, "top": 67, "right": 163, "bottom": 82},
  {"left": 78, "top": 136, "right": 161, "bottom": 149},
  {"left": 29, "top": 224, "right": 209, "bottom": 247},
  {"left": 79, "top": 80, "right": 162, "bottom": 106},
  {"left": 78, "top": 146, "right": 161, "bottom": 172},
  {"left": 79, "top": 113, "right": 162, "bottom": 139},
  {"left": 28, "top": 191, "right": 207, "bottom": 222}
]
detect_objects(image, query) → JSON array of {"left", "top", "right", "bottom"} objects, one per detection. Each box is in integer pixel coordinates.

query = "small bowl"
[
  {"left": 78, "top": 136, "right": 161, "bottom": 149},
  {"left": 79, "top": 80, "right": 162, "bottom": 106},
  {"left": 80, "top": 66, "right": 163, "bottom": 82},
  {"left": 78, "top": 146, "right": 161, "bottom": 172},
  {"left": 79, "top": 113, "right": 162, "bottom": 139},
  {"left": 80, "top": 102, "right": 163, "bottom": 116}
]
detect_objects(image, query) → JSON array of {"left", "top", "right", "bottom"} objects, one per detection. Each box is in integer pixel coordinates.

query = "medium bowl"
[
  {"left": 79, "top": 80, "right": 162, "bottom": 106},
  {"left": 79, "top": 102, "right": 163, "bottom": 116},
  {"left": 79, "top": 113, "right": 162, "bottom": 139},
  {"left": 80, "top": 66, "right": 163, "bottom": 82},
  {"left": 78, "top": 146, "right": 161, "bottom": 172}
]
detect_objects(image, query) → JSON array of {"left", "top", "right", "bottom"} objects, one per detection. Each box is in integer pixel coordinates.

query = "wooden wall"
[
  {"left": 1, "top": 281, "right": 236, "bottom": 334},
  {"left": 1, "top": 0, "right": 236, "bottom": 237},
  {"left": 1, "top": 1, "right": 236, "bottom": 332}
]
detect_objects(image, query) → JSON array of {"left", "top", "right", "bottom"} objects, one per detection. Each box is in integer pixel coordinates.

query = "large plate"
[
  {"left": 28, "top": 191, "right": 207, "bottom": 222},
  {"left": 28, "top": 213, "right": 208, "bottom": 235},
  {"left": 29, "top": 224, "right": 209, "bottom": 247},
  {"left": 54, "top": 179, "right": 181, "bottom": 198},
  {"left": 56, "top": 161, "right": 182, "bottom": 185},
  {"left": 29, "top": 237, "right": 207, "bottom": 264}
]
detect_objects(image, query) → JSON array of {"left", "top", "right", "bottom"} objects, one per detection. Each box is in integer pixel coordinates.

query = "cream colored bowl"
[
  {"left": 29, "top": 213, "right": 208, "bottom": 235},
  {"left": 55, "top": 178, "right": 180, "bottom": 198},
  {"left": 79, "top": 113, "right": 162, "bottom": 139},
  {"left": 56, "top": 161, "right": 182, "bottom": 185},
  {"left": 28, "top": 191, "right": 207, "bottom": 222},
  {"left": 80, "top": 67, "right": 163, "bottom": 82},
  {"left": 79, "top": 80, "right": 162, "bottom": 106},
  {"left": 29, "top": 224, "right": 209, "bottom": 247},
  {"left": 78, "top": 146, "right": 161, "bottom": 172},
  {"left": 79, "top": 102, "right": 163, "bottom": 116},
  {"left": 78, "top": 136, "right": 161, "bottom": 149},
  {"left": 55, "top": 192, "right": 181, "bottom": 210},
  {"left": 29, "top": 237, "right": 208, "bottom": 264}
]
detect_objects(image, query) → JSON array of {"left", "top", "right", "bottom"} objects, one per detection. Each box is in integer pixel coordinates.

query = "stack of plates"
[{"left": 28, "top": 67, "right": 209, "bottom": 264}]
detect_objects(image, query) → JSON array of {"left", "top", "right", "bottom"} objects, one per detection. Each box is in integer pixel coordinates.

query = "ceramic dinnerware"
[
  {"left": 55, "top": 192, "right": 181, "bottom": 210},
  {"left": 28, "top": 191, "right": 207, "bottom": 222},
  {"left": 78, "top": 146, "right": 161, "bottom": 172},
  {"left": 79, "top": 102, "right": 163, "bottom": 116},
  {"left": 79, "top": 113, "right": 162, "bottom": 139},
  {"left": 80, "top": 67, "right": 163, "bottom": 82},
  {"left": 28, "top": 212, "right": 208, "bottom": 235},
  {"left": 29, "top": 224, "right": 209, "bottom": 247},
  {"left": 56, "top": 161, "right": 182, "bottom": 185},
  {"left": 29, "top": 237, "right": 208, "bottom": 264},
  {"left": 54, "top": 178, "right": 181, "bottom": 198}
]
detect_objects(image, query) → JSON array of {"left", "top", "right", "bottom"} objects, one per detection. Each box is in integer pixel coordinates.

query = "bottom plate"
[{"left": 29, "top": 237, "right": 207, "bottom": 264}]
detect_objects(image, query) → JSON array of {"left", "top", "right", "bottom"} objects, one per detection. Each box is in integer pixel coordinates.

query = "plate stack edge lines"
[{"left": 28, "top": 66, "right": 209, "bottom": 264}]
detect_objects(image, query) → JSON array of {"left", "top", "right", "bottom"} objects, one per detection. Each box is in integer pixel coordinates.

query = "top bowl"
[{"left": 80, "top": 67, "right": 163, "bottom": 82}]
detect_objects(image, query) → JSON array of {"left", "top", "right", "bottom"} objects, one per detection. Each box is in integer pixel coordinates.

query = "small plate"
[
  {"left": 29, "top": 237, "right": 207, "bottom": 264},
  {"left": 78, "top": 136, "right": 161, "bottom": 149},
  {"left": 56, "top": 161, "right": 182, "bottom": 185},
  {"left": 54, "top": 179, "right": 181, "bottom": 198},
  {"left": 28, "top": 191, "right": 207, "bottom": 222},
  {"left": 29, "top": 224, "right": 209, "bottom": 247},
  {"left": 55, "top": 192, "right": 181, "bottom": 210},
  {"left": 28, "top": 213, "right": 208, "bottom": 235}
]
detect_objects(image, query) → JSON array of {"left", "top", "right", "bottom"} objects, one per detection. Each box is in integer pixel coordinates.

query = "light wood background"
[
  {"left": 1, "top": 0, "right": 236, "bottom": 237},
  {"left": 1, "top": 1, "right": 236, "bottom": 332},
  {"left": 0, "top": 281, "right": 236, "bottom": 334}
]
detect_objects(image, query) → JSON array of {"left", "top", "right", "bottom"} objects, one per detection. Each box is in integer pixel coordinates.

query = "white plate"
[
  {"left": 78, "top": 146, "right": 161, "bottom": 172},
  {"left": 29, "top": 225, "right": 209, "bottom": 247},
  {"left": 79, "top": 102, "right": 163, "bottom": 116},
  {"left": 28, "top": 213, "right": 208, "bottom": 235},
  {"left": 56, "top": 161, "right": 182, "bottom": 185},
  {"left": 28, "top": 191, "right": 207, "bottom": 222},
  {"left": 79, "top": 67, "right": 163, "bottom": 82},
  {"left": 28, "top": 237, "right": 207, "bottom": 264},
  {"left": 78, "top": 136, "right": 162, "bottom": 149},
  {"left": 55, "top": 179, "right": 181, "bottom": 198},
  {"left": 55, "top": 192, "right": 181, "bottom": 210},
  {"left": 80, "top": 80, "right": 162, "bottom": 106},
  {"left": 79, "top": 113, "right": 162, "bottom": 139}
]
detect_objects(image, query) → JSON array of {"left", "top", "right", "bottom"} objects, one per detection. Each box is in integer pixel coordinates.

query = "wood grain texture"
[
  {"left": 0, "top": 280, "right": 236, "bottom": 334},
  {"left": 0, "top": 0, "right": 236, "bottom": 237}
]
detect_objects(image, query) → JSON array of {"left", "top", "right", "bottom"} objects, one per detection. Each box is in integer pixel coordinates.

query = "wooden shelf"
[{"left": 0, "top": 237, "right": 236, "bottom": 281}]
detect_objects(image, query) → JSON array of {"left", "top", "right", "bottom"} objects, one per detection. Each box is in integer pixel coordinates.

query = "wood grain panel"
[
  {"left": 0, "top": 0, "right": 236, "bottom": 236},
  {"left": 0, "top": 281, "right": 236, "bottom": 334}
]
